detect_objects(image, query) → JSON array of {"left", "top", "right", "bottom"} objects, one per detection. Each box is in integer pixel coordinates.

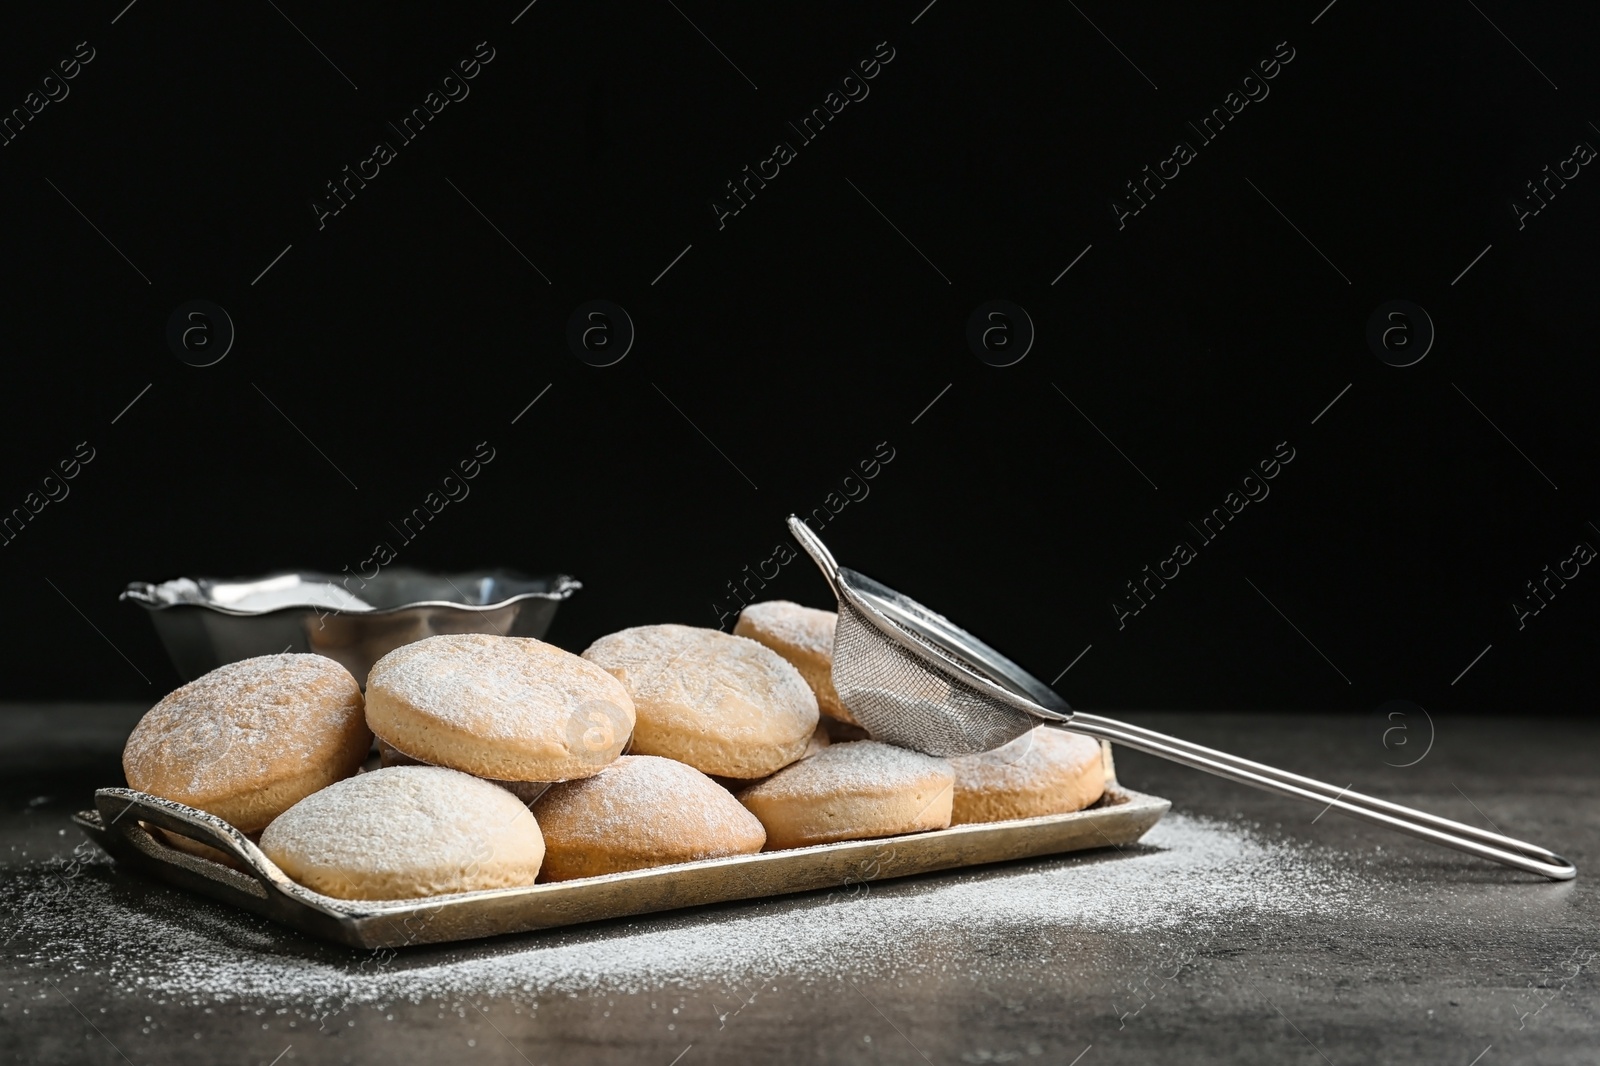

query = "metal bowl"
[{"left": 122, "top": 569, "right": 580, "bottom": 685}]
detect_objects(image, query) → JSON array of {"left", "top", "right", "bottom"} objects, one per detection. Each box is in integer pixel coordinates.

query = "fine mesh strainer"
[{"left": 788, "top": 517, "right": 1576, "bottom": 881}]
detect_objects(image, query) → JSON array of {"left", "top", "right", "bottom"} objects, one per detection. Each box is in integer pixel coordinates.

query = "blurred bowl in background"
[{"left": 121, "top": 569, "right": 580, "bottom": 685}]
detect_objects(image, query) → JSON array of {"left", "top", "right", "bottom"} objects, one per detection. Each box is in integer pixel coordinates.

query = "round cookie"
[
  {"left": 581, "top": 624, "right": 818, "bottom": 779},
  {"left": 122, "top": 654, "right": 370, "bottom": 833},
  {"left": 737, "top": 740, "right": 954, "bottom": 849},
  {"left": 949, "top": 728, "right": 1106, "bottom": 826},
  {"left": 734, "top": 601, "right": 856, "bottom": 725},
  {"left": 259, "top": 765, "right": 545, "bottom": 899},
  {"left": 532, "top": 755, "right": 766, "bottom": 881},
  {"left": 365, "top": 634, "right": 635, "bottom": 783}
]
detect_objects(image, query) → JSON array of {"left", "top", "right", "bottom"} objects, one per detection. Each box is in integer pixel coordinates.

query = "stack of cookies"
[{"left": 121, "top": 601, "right": 1105, "bottom": 901}]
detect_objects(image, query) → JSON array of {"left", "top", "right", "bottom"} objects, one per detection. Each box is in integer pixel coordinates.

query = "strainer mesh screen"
[{"left": 832, "top": 596, "right": 1036, "bottom": 756}]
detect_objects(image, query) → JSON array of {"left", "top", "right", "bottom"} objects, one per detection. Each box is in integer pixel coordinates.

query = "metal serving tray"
[{"left": 73, "top": 745, "right": 1167, "bottom": 950}]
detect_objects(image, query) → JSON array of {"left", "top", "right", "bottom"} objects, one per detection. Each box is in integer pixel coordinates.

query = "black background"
[{"left": 1, "top": 1, "right": 1596, "bottom": 716}]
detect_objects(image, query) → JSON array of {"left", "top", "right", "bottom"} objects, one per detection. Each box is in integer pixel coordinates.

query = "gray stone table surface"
[{"left": 1, "top": 704, "right": 1595, "bottom": 1065}]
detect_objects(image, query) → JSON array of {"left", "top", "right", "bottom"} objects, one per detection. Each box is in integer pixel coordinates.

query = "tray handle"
[{"left": 92, "top": 788, "right": 316, "bottom": 905}]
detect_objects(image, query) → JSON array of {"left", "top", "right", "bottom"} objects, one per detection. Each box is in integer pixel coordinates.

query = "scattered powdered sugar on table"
[{"left": 5, "top": 812, "right": 1381, "bottom": 1010}]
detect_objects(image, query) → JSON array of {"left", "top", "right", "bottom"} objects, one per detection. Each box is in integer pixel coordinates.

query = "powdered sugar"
[
  {"left": 121, "top": 653, "right": 364, "bottom": 801},
  {"left": 211, "top": 576, "right": 373, "bottom": 613},
  {"left": 259, "top": 766, "right": 543, "bottom": 898},
  {"left": 581, "top": 625, "right": 818, "bottom": 777},
  {"left": 370, "top": 635, "right": 630, "bottom": 743},
  {"left": 742, "top": 740, "right": 950, "bottom": 801},
  {"left": 581, "top": 625, "right": 817, "bottom": 742},
  {"left": 538, "top": 756, "right": 758, "bottom": 846},
  {"left": 535, "top": 756, "right": 765, "bottom": 876},
  {"left": 3, "top": 811, "right": 1378, "bottom": 1009},
  {"left": 949, "top": 727, "right": 1099, "bottom": 793},
  {"left": 734, "top": 601, "right": 835, "bottom": 660}
]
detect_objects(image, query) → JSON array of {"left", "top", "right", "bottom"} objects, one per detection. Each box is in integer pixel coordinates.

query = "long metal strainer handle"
[{"left": 1061, "top": 713, "right": 1576, "bottom": 880}]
